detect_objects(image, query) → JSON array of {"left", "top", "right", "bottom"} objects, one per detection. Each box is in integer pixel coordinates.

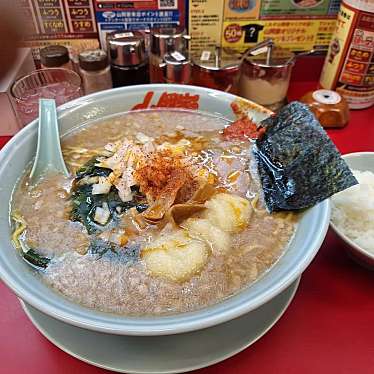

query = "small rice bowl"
[{"left": 331, "top": 169, "right": 374, "bottom": 254}]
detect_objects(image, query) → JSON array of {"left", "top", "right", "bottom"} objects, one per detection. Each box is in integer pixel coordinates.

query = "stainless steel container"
[
  {"left": 163, "top": 51, "right": 191, "bottom": 84},
  {"left": 107, "top": 31, "right": 149, "bottom": 87},
  {"left": 239, "top": 46, "right": 295, "bottom": 111},
  {"left": 149, "top": 26, "right": 190, "bottom": 83},
  {"left": 191, "top": 47, "right": 241, "bottom": 93}
]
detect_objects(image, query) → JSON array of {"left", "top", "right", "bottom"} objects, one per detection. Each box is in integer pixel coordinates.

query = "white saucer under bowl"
[{"left": 20, "top": 276, "right": 300, "bottom": 374}]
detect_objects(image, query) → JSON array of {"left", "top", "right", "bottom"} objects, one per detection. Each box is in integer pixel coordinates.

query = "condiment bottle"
[
  {"left": 107, "top": 31, "right": 149, "bottom": 88},
  {"left": 319, "top": 0, "right": 374, "bottom": 109},
  {"left": 239, "top": 45, "right": 295, "bottom": 111},
  {"left": 300, "top": 89, "right": 350, "bottom": 128},
  {"left": 149, "top": 26, "right": 190, "bottom": 83},
  {"left": 191, "top": 47, "right": 241, "bottom": 93},
  {"left": 78, "top": 49, "right": 112, "bottom": 95},
  {"left": 40, "top": 45, "right": 73, "bottom": 70},
  {"left": 163, "top": 51, "right": 191, "bottom": 84}
]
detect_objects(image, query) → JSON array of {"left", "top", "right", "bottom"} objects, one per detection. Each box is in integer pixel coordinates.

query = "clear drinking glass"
[{"left": 11, "top": 68, "right": 82, "bottom": 127}]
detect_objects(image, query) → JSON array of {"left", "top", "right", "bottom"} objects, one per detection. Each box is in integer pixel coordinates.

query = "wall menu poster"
[
  {"left": 94, "top": 0, "right": 186, "bottom": 49},
  {"left": 260, "top": 0, "right": 341, "bottom": 18},
  {"left": 189, "top": 0, "right": 225, "bottom": 55},
  {"left": 17, "top": 0, "right": 98, "bottom": 36},
  {"left": 18, "top": 0, "right": 185, "bottom": 63},
  {"left": 221, "top": 18, "right": 337, "bottom": 52},
  {"left": 17, "top": 0, "right": 99, "bottom": 64},
  {"left": 17, "top": 0, "right": 342, "bottom": 60},
  {"left": 189, "top": 0, "right": 341, "bottom": 54},
  {"left": 224, "top": 0, "right": 261, "bottom": 20}
]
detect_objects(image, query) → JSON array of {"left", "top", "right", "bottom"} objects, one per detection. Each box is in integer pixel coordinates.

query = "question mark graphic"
[{"left": 249, "top": 27, "right": 255, "bottom": 39}]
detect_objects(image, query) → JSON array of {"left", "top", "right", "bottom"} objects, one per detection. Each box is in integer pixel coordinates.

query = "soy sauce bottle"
[{"left": 107, "top": 31, "right": 149, "bottom": 87}]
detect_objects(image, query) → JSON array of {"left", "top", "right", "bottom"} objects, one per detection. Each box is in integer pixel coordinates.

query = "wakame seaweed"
[
  {"left": 89, "top": 238, "right": 118, "bottom": 257},
  {"left": 70, "top": 158, "right": 148, "bottom": 233},
  {"left": 11, "top": 215, "right": 51, "bottom": 270},
  {"left": 76, "top": 157, "right": 112, "bottom": 180},
  {"left": 89, "top": 238, "right": 140, "bottom": 263},
  {"left": 23, "top": 248, "right": 50, "bottom": 269},
  {"left": 254, "top": 101, "right": 357, "bottom": 212}
]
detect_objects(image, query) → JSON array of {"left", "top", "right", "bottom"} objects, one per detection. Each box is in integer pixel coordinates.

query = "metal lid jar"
[
  {"left": 239, "top": 46, "right": 295, "bottom": 110},
  {"left": 150, "top": 26, "right": 189, "bottom": 57},
  {"left": 191, "top": 47, "right": 241, "bottom": 93},
  {"left": 40, "top": 45, "right": 72, "bottom": 69},
  {"left": 79, "top": 49, "right": 109, "bottom": 71},
  {"left": 107, "top": 31, "right": 147, "bottom": 67},
  {"left": 106, "top": 30, "right": 149, "bottom": 87},
  {"left": 163, "top": 51, "right": 191, "bottom": 84},
  {"left": 149, "top": 26, "right": 190, "bottom": 83},
  {"left": 78, "top": 49, "right": 112, "bottom": 95}
]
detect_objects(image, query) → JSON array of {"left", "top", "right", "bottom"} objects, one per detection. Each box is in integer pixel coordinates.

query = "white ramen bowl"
[
  {"left": 330, "top": 152, "right": 374, "bottom": 269},
  {"left": 0, "top": 84, "right": 330, "bottom": 336}
]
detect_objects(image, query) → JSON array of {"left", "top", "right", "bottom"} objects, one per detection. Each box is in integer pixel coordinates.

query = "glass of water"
[{"left": 11, "top": 68, "right": 82, "bottom": 127}]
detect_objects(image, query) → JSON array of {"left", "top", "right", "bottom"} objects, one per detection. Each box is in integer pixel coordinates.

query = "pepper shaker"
[
  {"left": 79, "top": 49, "right": 112, "bottom": 95},
  {"left": 40, "top": 45, "right": 73, "bottom": 70}
]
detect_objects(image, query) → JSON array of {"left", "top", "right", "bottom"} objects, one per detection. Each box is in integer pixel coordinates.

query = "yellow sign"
[
  {"left": 224, "top": 0, "right": 261, "bottom": 20},
  {"left": 189, "top": 0, "right": 225, "bottom": 55},
  {"left": 221, "top": 19, "right": 337, "bottom": 52}
]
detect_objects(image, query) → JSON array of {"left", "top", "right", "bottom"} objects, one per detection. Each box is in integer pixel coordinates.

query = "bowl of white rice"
[{"left": 330, "top": 152, "right": 374, "bottom": 269}]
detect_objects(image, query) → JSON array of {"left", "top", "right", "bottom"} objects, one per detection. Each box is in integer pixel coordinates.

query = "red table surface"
[{"left": 1, "top": 58, "right": 374, "bottom": 374}]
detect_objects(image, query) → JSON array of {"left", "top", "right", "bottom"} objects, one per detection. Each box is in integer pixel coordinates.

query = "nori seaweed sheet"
[{"left": 254, "top": 102, "right": 357, "bottom": 212}]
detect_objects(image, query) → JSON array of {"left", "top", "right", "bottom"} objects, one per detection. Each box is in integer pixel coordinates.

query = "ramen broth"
[{"left": 11, "top": 109, "right": 297, "bottom": 316}]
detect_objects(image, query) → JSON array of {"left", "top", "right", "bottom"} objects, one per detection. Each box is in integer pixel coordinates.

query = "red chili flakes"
[
  {"left": 222, "top": 116, "right": 266, "bottom": 140},
  {"left": 230, "top": 101, "right": 241, "bottom": 116},
  {"left": 134, "top": 150, "right": 193, "bottom": 201}
]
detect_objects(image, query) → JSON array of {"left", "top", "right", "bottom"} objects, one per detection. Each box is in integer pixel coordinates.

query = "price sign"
[
  {"left": 43, "top": 20, "right": 66, "bottom": 33},
  {"left": 72, "top": 20, "right": 94, "bottom": 32},
  {"left": 69, "top": 7, "right": 91, "bottom": 20},
  {"left": 224, "top": 24, "right": 242, "bottom": 43}
]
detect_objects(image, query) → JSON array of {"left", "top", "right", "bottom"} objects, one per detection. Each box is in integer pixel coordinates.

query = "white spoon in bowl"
[{"left": 29, "top": 99, "right": 69, "bottom": 184}]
